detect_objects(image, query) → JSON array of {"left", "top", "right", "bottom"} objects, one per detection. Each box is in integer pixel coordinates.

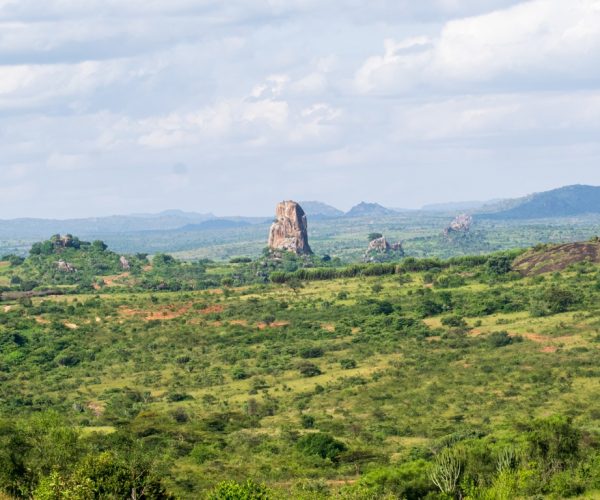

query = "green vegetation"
[{"left": 3, "top": 236, "right": 600, "bottom": 497}]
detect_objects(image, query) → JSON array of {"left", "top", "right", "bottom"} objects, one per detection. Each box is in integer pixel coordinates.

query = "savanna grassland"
[{"left": 3, "top": 238, "right": 600, "bottom": 498}]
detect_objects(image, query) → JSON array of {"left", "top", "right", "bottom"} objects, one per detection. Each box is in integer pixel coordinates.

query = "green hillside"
[{"left": 3, "top": 238, "right": 600, "bottom": 497}]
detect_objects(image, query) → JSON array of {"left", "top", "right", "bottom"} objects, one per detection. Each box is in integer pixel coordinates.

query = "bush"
[
  {"left": 441, "top": 315, "right": 467, "bottom": 328},
  {"left": 340, "top": 359, "right": 357, "bottom": 370},
  {"left": 300, "top": 347, "right": 324, "bottom": 359},
  {"left": 487, "top": 331, "right": 519, "bottom": 348},
  {"left": 296, "top": 433, "right": 347, "bottom": 462},
  {"left": 530, "top": 285, "right": 577, "bottom": 317},
  {"left": 298, "top": 362, "right": 322, "bottom": 378},
  {"left": 208, "top": 480, "right": 270, "bottom": 499},
  {"left": 352, "top": 461, "right": 435, "bottom": 499}
]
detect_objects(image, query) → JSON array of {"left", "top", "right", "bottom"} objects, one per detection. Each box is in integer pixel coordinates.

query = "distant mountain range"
[
  {"left": 298, "top": 201, "right": 344, "bottom": 218},
  {"left": 478, "top": 185, "right": 600, "bottom": 220},
  {"left": 2, "top": 185, "right": 600, "bottom": 244},
  {"left": 421, "top": 200, "right": 494, "bottom": 212},
  {"left": 299, "top": 201, "right": 399, "bottom": 218}
]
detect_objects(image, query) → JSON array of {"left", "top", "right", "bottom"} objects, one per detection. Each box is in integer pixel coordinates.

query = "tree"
[
  {"left": 486, "top": 255, "right": 513, "bottom": 276},
  {"left": 91, "top": 240, "right": 108, "bottom": 252},
  {"left": 368, "top": 233, "right": 383, "bottom": 242},
  {"left": 297, "top": 433, "right": 347, "bottom": 462}
]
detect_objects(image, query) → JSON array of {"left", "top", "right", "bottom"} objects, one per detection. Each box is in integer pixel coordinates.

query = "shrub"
[
  {"left": 208, "top": 479, "right": 270, "bottom": 500},
  {"left": 441, "top": 315, "right": 467, "bottom": 328},
  {"left": 298, "top": 362, "right": 322, "bottom": 378},
  {"left": 340, "top": 359, "right": 357, "bottom": 370},
  {"left": 296, "top": 433, "right": 347, "bottom": 462},
  {"left": 300, "top": 347, "right": 324, "bottom": 359}
]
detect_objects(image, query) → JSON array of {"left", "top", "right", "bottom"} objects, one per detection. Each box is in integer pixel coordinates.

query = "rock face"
[
  {"left": 364, "top": 236, "right": 404, "bottom": 262},
  {"left": 120, "top": 256, "right": 131, "bottom": 270},
  {"left": 444, "top": 214, "right": 473, "bottom": 236},
  {"left": 57, "top": 260, "right": 76, "bottom": 273},
  {"left": 268, "top": 201, "right": 312, "bottom": 255}
]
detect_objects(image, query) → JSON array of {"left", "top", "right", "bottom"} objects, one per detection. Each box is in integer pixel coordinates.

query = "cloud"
[
  {"left": 0, "top": 0, "right": 599, "bottom": 218},
  {"left": 356, "top": 0, "right": 600, "bottom": 94},
  {"left": 391, "top": 91, "right": 600, "bottom": 142}
]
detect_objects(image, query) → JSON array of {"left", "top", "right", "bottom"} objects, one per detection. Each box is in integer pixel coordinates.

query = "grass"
[{"left": 4, "top": 250, "right": 600, "bottom": 497}]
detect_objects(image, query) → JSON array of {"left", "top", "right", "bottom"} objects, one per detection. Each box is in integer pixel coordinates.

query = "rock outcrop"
[
  {"left": 444, "top": 214, "right": 473, "bottom": 236},
  {"left": 268, "top": 201, "right": 312, "bottom": 255},
  {"left": 364, "top": 236, "right": 404, "bottom": 262},
  {"left": 120, "top": 256, "right": 131, "bottom": 270},
  {"left": 57, "top": 260, "right": 76, "bottom": 273}
]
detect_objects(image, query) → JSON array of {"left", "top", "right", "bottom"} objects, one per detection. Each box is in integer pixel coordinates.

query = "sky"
[{"left": 1, "top": 0, "right": 600, "bottom": 218}]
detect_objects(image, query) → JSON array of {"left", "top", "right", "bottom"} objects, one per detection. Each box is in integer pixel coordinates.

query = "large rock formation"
[
  {"left": 268, "top": 201, "right": 312, "bottom": 255},
  {"left": 364, "top": 236, "right": 404, "bottom": 262},
  {"left": 444, "top": 214, "right": 473, "bottom": 236}
]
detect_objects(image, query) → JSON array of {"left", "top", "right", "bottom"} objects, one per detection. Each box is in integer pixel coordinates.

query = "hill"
[
  {"left": 298, "top": 201, "right": 344, "bottom": 218},
  {"left": 345, "top": 202, "right": 397, "bottom": 218},
  {"left": 4, "top": 242, "right": 600, "bottom": 497},
  {"left": 0, "top": 210, "right": 216, "bottom": 239},
  {"left": 480, "top": 185, "right": 600, "bottom": 220},
  {"left": 179, "top": 219, "right": 251, "bottom": 231},
  {"left": 512, "top": 240, "right": 600, "bottom": 276}
]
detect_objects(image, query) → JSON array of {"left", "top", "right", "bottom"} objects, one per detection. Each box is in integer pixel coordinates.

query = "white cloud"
[
  {"left": 390, "top": 91, "right": 600, "bottom": 143},
  {"left": 356, "top": 0, "right": 600, "bottom": 94}
]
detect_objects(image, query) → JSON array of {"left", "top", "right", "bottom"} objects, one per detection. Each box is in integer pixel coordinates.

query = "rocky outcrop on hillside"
[
  {"left": 268, "top": 201, "right": 312, "bottom": 255},
  {"left": 57, "top": 260, "right": 76, "bottom": 272},
  {"left": 120, "top": 256, "right": 131, "bottom": 270},
  {"left": 364, "top": 236, "right": 404, "bottom": 262},
  {"left": 444, "top": 214, "right": 473, "bottom": 236}
]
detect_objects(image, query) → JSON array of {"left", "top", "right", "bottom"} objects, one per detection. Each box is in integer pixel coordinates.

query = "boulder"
[
  {"left": 268, "top": 201, "right": 312, "bottom": 255},
  {"left": 364, "top": 236, "right": 404, "bottom": 262},
  {"left": 120, "top": 256, "right": 131, "bottom": 270},
  {"left": 444, "top": 214, "right": 473, "bottom": 236}
]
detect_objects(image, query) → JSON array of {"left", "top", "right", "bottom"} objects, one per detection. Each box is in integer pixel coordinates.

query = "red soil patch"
[
  {"left": 229, "top": 319, "right": 248, "bottom": 326},
  {"left": 257, "top": 321, "right": 290, "bottom": 330},
  {"left": 102, "top": 272, "right": 130, "bottom": 287},
  {"left": 522, "top": 333, "right": 547, "bottom": 343},
  {"left": 541, "top": 346, "right": 558, "bottom": 353},
  {"left": 322, "top": 323, "right": 336, "bottom": 332},
  {"left": 145, "top": 307, "right": 189, "bottom": 321},
  {"left": 119, "top": 304, "right": 191, "bottom": 321},
  {"left": 35, "top": 317, "right": 50, "bottom": 324},
  {"left": 200, "top": 304, "right": 224, "bottom": 315}
]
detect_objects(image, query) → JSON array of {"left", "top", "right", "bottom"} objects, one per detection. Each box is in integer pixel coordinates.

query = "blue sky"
[{"left": 1, "top": 0, "right": 600, "bottom": 218}]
